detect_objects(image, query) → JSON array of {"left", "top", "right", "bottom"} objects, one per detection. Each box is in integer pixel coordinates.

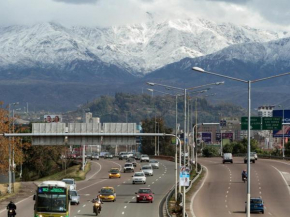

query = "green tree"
[
  {"left": 223, "top": 144, "right": 233, "bottom": 153},
  {"left": 141, "top": 117, "right": 174, "bottom": 156},
  {"left": 202, "top": 146, "right": 219, "bottom": 157}
]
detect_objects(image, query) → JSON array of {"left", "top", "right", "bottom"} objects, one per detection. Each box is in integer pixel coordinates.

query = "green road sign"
[
  {"left": 262, "top": 117, "right": 282, "bottom": 130},
  {"left": 241, "top": 117, "right": 262, "bottom": 130}
]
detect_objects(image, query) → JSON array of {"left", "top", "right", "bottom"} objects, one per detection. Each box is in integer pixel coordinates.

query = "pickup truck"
[{"left": 124, "top": 163, "right": 134, "bottom": 173}]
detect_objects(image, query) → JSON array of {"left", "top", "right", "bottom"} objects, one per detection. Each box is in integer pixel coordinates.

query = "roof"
[{"left": 39, "top": 181, "right": 67, "bottom": 188}]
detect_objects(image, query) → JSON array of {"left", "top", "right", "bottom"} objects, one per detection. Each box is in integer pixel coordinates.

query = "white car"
[
  {"left": 141, "top": 165, "right": 153, "bottom": 176},
  {"left": 149, "top": 160, "right": 159, "bottom": 169},
  {"left": 251, "top": 152, "right": 258, "bottom": 160},
  {"left": 132, "top": 172, "right": 146, "bottom": 184},
  {"left": 62, "top": 178, "right": 76, "bottom": 191},
  {"left": 140, "top": 155, "right": 150, "bottom": 162},
  {"left": 124, "top": 163, "right": 134, "bottom": 173},
  {"left": 69, "top": 190, "right": 80, "bottom": 205}
]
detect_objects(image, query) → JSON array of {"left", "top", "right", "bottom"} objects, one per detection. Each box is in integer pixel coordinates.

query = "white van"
[
  {"left": 223, "top": 153, "right": 233, "bottom": 164},
  {"left": 62, "top": 178, "right": 76, "bottom": 190}
]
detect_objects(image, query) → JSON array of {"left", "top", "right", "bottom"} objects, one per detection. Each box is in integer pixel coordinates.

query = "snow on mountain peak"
[{"left": 0, "top": 18, "right": 287, "bottom": 75}]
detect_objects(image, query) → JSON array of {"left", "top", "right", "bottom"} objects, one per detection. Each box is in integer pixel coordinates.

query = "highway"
[
  {"left": 0, "top": 158, "right": 175, "bottom": 217},
  {"left": 192, "top": 157, "right": 290, "bottom": 217}
]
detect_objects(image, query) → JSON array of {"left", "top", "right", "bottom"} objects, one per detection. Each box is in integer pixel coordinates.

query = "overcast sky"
[{"left": 1, "top": 0, "right": 290, "bottom": 31}]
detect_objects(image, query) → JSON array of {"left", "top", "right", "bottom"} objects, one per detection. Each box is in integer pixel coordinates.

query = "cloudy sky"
[{"left": 1, "top": 0, "right": 290, "bottom": 30}]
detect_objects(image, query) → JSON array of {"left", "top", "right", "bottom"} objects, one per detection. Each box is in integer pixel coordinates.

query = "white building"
[{"left": 257, "top": 105, "right": 275, "bottom": 117}]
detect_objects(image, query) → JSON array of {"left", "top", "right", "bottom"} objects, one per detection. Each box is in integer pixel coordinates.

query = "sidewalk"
[{"left": 0, "top": 181, "right": 37, "bottom": 211}]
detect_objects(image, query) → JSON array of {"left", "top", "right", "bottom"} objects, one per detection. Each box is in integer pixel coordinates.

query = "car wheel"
[
  {"left": 124, "top": 171, "right": 126, "bottom": 173},
  {"left": 231, "top": 161, "right": 233, "bottom": 164},
  {"left": 137, "top": 200, "right": 139, "bottom": 203},
  {"left": 151, "top": 200, "right": 153, "bottom": 203},
  {"left": 262, "top": 211, "right": 264, "bottom": 214},
  {"left": 144, "top": 182, "right": 146, "bottom": 184},
  {"left": 133, "top": 182, "right": 135, "bottom": 184},
  {"left": 244, "top": 161, "right": 246, "bottom": 164},
  {"left": 119, "top": 176, "right": 121, "bottom": 178},
  {"left": 253, "top": 160, "right": 255, "bottom": 163},
  {"left": 109, "top": 177, "right": 111, "bottom": 179}
]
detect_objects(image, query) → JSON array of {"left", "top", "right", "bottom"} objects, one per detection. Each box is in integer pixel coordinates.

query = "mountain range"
[{"left": 0, "top": 19, "right": 290, "bottom": 112}]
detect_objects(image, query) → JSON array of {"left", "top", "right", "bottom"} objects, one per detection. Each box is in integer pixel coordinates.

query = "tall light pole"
[
  {"left": 147, "top": 89, "right": 157, "bottom": 156},
  {"left": 193, "top": 123, "right": 220, "bottom": 171},
  {"left": 192, "top": 66, "right": 290, "bottom": 217},
  {"left": 278, "top": 105, "right": 285, "bottom": 158},
  {"left": 147, "top": 81, "right": 223, "bottom": 217},
  {"left": 147, "top": 88, "right": 182, "bottom": 200}
]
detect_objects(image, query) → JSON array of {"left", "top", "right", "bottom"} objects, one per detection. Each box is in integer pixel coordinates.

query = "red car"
[{"left": 135, "top": 188, "right": 154, "bottom": 203}]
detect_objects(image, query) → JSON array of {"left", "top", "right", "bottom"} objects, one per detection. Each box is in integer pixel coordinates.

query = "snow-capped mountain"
[{"left": 0, "top": 18, "right": 287, "bottom": 76}]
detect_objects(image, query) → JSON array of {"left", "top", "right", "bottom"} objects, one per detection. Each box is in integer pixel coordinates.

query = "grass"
[
  {"left": 0, "top": 183, "right": 21, "bottom": 201},
  {"left": 37, "top": 162, "right": 91, "bottom": 181}
]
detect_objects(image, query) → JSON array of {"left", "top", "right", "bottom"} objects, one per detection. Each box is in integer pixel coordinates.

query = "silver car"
[
  {"left": 141, "top": 165, "right": 153, "bottom": 176},
  {"left": 70, "top": 190, "right": 80, "bottom": 205},
  {"left": 149, "top": 160, "right": 159, "bottom": 169}
]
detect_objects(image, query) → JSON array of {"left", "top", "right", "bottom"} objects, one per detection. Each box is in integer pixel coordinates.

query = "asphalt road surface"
[
  {"left": 192, "top": 157, "right": 290, "bottom": 217},
  {"left": 0, "top": 158, "right": 175, "bottom": 217}
]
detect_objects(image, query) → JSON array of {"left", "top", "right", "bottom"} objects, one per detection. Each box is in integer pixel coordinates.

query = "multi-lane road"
[
  {"left": 192, "top": 157, "right": 290, "bottom": 217},
  {"left": 0, "top": 158, "right": 175, "bottom": 217}
]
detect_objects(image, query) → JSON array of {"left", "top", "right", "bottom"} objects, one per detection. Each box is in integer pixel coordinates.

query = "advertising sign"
[
  {"left": 44, "top": 115, "right": 62, "bottom": 123},
  {"left": 216, "top": 133, "right": 233, "bottom": 142},
  {"left": 273, "top": 110, "right": 290, "bottom": 138},
  {"left": 197, "top": 132, "right": 212, "bottom": 143},
  {"left": 179, "top": 166, "right": 190, "bottom": 187}
]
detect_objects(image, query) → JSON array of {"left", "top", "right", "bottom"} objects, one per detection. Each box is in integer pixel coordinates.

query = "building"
[{"left": 257, "top": 105, "right": 275, "bottom": 117}]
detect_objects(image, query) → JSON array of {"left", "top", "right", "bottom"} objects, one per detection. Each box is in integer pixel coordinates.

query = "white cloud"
[{"left": 0, "top": 0, "right": 289, "bottom": 31}]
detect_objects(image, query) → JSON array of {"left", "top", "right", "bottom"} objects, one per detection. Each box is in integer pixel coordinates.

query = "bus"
[{"left": 34, "top": 181, "right": 70, "bottom": 217}]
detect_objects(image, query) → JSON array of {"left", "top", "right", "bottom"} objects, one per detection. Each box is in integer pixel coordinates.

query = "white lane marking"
[
  {"left": 110, "top": 160, "right": 122, "bottom": 171},
  {"left": 123, "top": 181, "right": 126, "bottom": 183},
  {"left": 118, "top": 185, "right": 120, "bottom": 187},
  {"left": 190, "top": 166, "right": 208, "bottom": 217},
  {"left": 83, "top": 204, "right": 86, "bottom": 207},
  {"left": 272, "top": 166, "right": 290, "bottom": 195},
  {"left": 78, "top": 179, "right": 107, "bottom": 191},
  {"left": 78, "top": 210, "right": 81, "bottom": 213},
  {"left": 162, "top": 174, "right": 164, "bottom": 176},
  {"left": 122, "top": 212, "right": 125, "bottom": 214},
  {"left": 159, "top": 177, "right": 161, "bottom": 178},
  {"left": 148, "top": 185, "right": 151, "bottom": 187},
  {"left": 225, "top": 205, "right": 228, "bottom": 208},
  {"left": 152, "top": 182, "right": 155, "bottom": 184},
  {"left": 81, "top": 161, "right": 102, "bottom": 181},
  {"left": 228, "top": 187, "right": 230, "bottom": 189},
  {"left": 124, "top": 206, "right": 127, "bottom": 209},
  {"left": 156, "top": 179, "right": 158, "bottom": 181},
  {"left": 228, "top": 211, "right": 232, "bottom": 214},
  {"left": 269, "top": 212, "right": 272, "bottom": 215},
  {"left": 227, "top": 191, "right": 229, "bottom": 194},
  {"left": 132, "top": 197, "right": 135, "bottom": 199}
]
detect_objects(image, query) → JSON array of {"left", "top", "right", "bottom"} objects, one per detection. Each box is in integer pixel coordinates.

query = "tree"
[
  {"left": 223, "top": 143, "right": 233, "bottom": 153},
  {"left": 0, "top": 102, "right": 9, "bottom": 174},
  {"left": 202, "top": 146, "right": 219, "bottom": 157},
  {"left": 141, "top": 117, "right": 174, "bottom": 156}
]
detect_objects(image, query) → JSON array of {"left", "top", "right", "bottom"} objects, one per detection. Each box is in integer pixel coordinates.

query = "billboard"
[
  {"left": 216, "top": 133, "right": 233, "bottom": 142},
  {"left": 44, "top": 115, "right": 62, "bottom": 123},
  {"left": 179, "top": 166, "right": 190, "bottom": 187},
  {"left": 197, "top": 132, "right": 212, "bottom": 143},
  {"left": 273, "top": 110, "right": 290, "bottom": 138}
]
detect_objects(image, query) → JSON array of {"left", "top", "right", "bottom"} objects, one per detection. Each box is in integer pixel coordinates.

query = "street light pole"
[
  {"left": 192, "top": 66, "right": 290, "bottom": 217},
  {"left": 279, "top": 105, "right": 285, "bottom": 158}
]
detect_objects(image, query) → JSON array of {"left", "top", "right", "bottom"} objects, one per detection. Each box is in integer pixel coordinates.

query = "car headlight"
[
  {"left": 100, "top": 195, "right": 103, "bottom": 197},
  {"left": 109, "top": 174, "right": 112, "bottom": 175},
  {"left": 137, "top": 195, "right": 140, "bottom": 197}
]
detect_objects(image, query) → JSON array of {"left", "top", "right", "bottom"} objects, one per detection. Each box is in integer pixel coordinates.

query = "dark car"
[
  {"left": 245, "top": 197, "right": 264, "bottom": 214},
  {"left": 135, "top": 188, "right": 154, "bottom": 203},
  {"left": 126, "top": 158, "right": 137, "bottom": 167}
]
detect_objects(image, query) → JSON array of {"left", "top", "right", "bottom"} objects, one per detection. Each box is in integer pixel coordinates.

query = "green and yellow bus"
[{"left": 34, "top": 181, "right": 71, "bottom": 217}]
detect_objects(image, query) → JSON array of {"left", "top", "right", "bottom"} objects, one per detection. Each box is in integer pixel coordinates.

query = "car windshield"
[
  {"left": 110, "top": 169, "right": 119, "bottom": 173},
  {"left": 138, "top": 189, "right": 152, "bottom": 194},
  {"left": 251, "top": 199, "right": 262, "bottom": 204},
  {"left": 100, "top": 188, "right": 114, "bottom": 194},
  {"left": 141, "top": 155, "right": 148, "bottom": 157},
  {"left": 62, "top": 180, "right": 74, "bottom": 184},
  {"left": 134, "top": 173, "right": 144, "bottom": 177},
  {"left": 142, "top": 167, "right": 151, "bottom": 170},
  {"left": 125, "top": 164, "right": 132, "bottom": 167},
  {"left": 150, "top": 160, "right": 157, "bottom": 163},
  {"left": 69, "top": 191, "right": 77, "bottom": 196}
]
